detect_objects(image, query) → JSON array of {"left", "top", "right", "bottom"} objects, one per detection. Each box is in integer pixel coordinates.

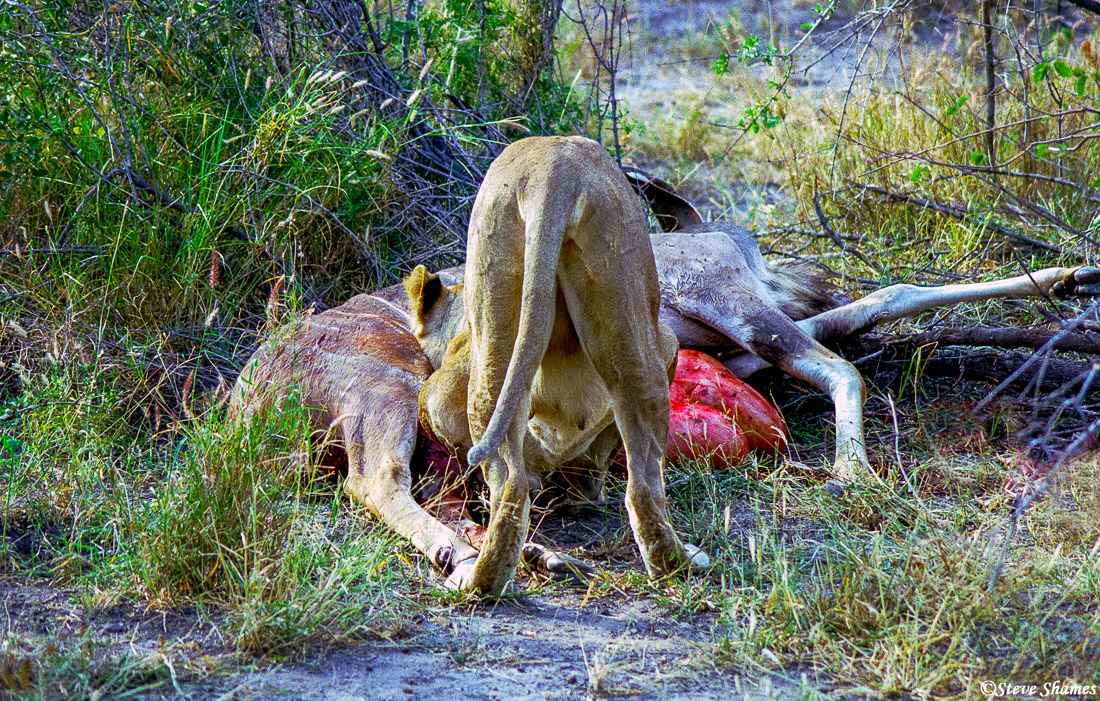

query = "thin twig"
[
  {"left": 859, "top": 183, "right": 1066, "bottom": 256},
  {"left": 986, "top": 409, "right": 1100, "bottom": 591},
  {"left": 813, "top": 192, "right": 882, "bottom": 272},
  {"left": 975, "top": 301, "right": 1100, "bottom": 413}
]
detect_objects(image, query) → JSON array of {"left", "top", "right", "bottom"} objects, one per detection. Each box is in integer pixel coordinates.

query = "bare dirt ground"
[
  {"left": 2, "top": 526, "right": 826, "bottom": 700},
  {"left": 235, "top": 596, "right": 802, "bottom": 700}
]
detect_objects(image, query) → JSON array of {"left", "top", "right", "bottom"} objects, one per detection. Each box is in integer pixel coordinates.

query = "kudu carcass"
[
  {"left": 230, "top": 292, "right": 591, "bottom": 587},
  {"left": 626, "top": 171, "right": 1100, "bottom": 484}
]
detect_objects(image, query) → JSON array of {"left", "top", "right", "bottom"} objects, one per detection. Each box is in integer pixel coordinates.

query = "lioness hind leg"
[
  {"left": 340, "top": 412, "right": 478, "bottom": 575},
  {"left": 610, "top": 387, "right": 709, "bottom": 576},
  {"left": 561, "top": 282, "right": 708, "bottom": 577},
  {"left": 450, "top": 416, "right": 531, "bottom": 595}
]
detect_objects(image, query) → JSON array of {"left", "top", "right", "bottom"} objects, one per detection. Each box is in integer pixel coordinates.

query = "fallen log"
[
  {"left": 837, "top": 332, "right": 1099, "bottom": 391},
  {"left": 894, "top": 326, "right": 1100, "bottom": 356}
]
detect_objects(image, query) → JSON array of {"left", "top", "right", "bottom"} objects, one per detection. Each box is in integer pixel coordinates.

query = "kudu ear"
[
  {"left": 403, "top": 265, "right": 444, "bottom": 323},
  {"left": 622, "top": 168, "right": 704, "bottom": 233}
]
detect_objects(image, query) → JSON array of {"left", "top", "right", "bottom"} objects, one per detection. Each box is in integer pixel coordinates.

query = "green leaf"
[
  {"left": 1053, "top": 60, "right": 1073, "bottom": 78},
  {"left": 1036, "top": 143, "right": 1050, "bottom": 158},
  {"left": 910, "top": 166, "right": 927, "bottom": 182},
  {"left": 801, "top": 23, "right": 813, "bottom": 30},
  {"left": 945, "top": 96, "right": 967, "bottom": 116},
  {"left": 969, "top": 151, "right": 986, "bottom": 166},
  {"left": 1076, "top": 75, "right": 1088, "bottom": 96},
  {"left": 711, "top": 54, "right": 730, "bottom": 77}
]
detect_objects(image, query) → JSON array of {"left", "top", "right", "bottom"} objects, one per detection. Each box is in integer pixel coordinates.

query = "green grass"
[
  {"left": 626, "top": 5, "right": 1100, "bottom": 296},
  {"left": 644, "top": 437, "right": 1100, "bottom": 697},
  {"left": 0, "top": 2, "right": 578, "bottom": 687},
  {"left": 613, "top": 9, "right": 1100, "bottom": 689},
  {"left": 0, "top": 0, "right": 577, "bottom": 690},
  {"left": 1, "top": 634, "right": 176, "bottom": 700}
]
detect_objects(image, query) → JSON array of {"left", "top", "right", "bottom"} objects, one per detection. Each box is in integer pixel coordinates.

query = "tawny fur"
[
  {"left": 230, "top": 294, "right": 485, "bottom": 573},
  {"left": 410, "top": 136, "right": 707, "bottom": 595}
]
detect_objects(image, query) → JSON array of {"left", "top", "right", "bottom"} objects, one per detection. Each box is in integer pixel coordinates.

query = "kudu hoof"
[
  {"left": 1053, "top": 266, "right": 1100, "bottom": 298},
  {"left": 521, "top": 543, "right": 595, "bottom": 583}
]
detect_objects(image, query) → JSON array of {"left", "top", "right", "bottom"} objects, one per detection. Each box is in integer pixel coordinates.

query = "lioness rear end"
[{"left": 417, "top": 136, "right": 707, "bottom": 595}]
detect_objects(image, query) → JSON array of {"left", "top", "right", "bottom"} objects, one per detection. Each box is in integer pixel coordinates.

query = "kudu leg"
[
  {"left": 676, "top": 285, "right": 869, "bottom": 482},
  {"left": 726, "top": 266, "right": 1100, "bottom": 378},
  {"left": 802, "top": 266, "right": 1100, "bottom": 341}
]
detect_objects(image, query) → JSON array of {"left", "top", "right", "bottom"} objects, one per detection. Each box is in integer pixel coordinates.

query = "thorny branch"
[{"left": 566, "top": 0, "right": 628, "bottom": 161}]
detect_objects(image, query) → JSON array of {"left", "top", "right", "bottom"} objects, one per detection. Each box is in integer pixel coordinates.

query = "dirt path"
[
  {"left": 243, "top": 597, "right": 811, "bottom": 700},
  {"left": 1, "top": 576, "right": 821, "bottom": 700}
]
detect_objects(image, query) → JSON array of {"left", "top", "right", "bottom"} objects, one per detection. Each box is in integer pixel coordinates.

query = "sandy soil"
[
  {"left": 1, "top": 546, "right": 826, "bottom": 700},
  {"left": 241, "top": 597, "right": 810, "bottom": 700}
]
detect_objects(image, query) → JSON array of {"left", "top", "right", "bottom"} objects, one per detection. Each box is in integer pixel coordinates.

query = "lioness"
[
  {"left": 229, "top": 294, "right": 481, "bottom": 572},
  {"left": 413, "top": 136, "right": 707, "bottom": 594},
  {"left": 231, "top": 293, "right": 592, "bottom": 583}
]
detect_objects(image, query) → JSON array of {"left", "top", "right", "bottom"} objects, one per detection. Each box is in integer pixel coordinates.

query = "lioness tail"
[{"left": 466, "top": 183, "right": 576, "bottom": 467}]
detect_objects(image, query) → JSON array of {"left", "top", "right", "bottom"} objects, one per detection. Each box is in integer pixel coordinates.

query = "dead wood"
[
  {"left": 1065, "top": 0, "right": 1100, "bottom": 16},
  {"left": 838, "top": 332, "right": 1098, "bottom": 392},
  {"left": 813, "top": 193, "right": 881, "bottom": 272},
  {"left": 888, "top": 326, "right": 1100, "bottom": 356}
]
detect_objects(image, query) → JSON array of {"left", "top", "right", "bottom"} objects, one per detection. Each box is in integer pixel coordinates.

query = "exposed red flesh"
[
  {"left": 667, "top": 400, "right": 751, "bottom": 467},
  {"left": 667, "top": 350, "right": 788, "bottom": 464}
]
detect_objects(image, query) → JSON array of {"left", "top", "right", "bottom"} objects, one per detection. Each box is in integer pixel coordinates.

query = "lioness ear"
[{"left": 403, "top": 265, "right": 444, "bottom": 322}]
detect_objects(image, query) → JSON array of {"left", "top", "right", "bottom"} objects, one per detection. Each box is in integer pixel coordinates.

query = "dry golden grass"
[{"left": 615, "top": 5, "right": 1100, "bottom": 695}]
